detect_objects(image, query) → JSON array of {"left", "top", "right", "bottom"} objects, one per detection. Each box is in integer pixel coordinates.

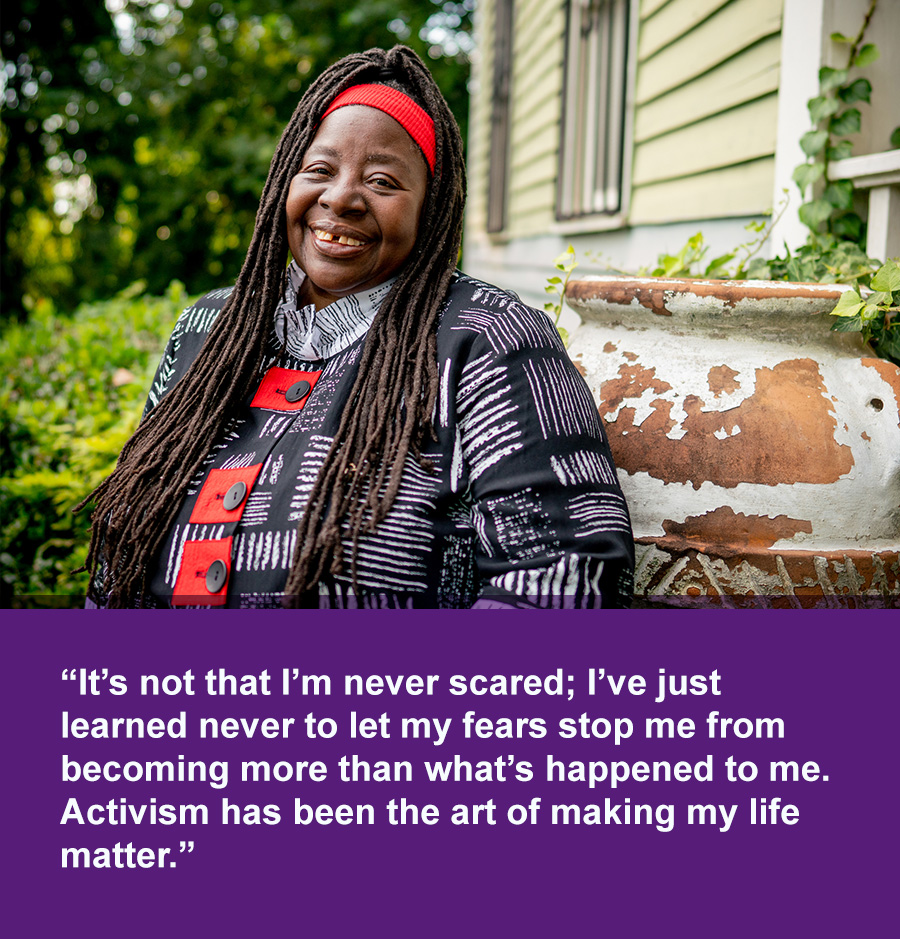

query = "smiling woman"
[
  {"left": 78, "top": 46, "right": 634, "bottom": 609},
  {"left": 287, "top": 104, "right": 428, "bottom": 308}
]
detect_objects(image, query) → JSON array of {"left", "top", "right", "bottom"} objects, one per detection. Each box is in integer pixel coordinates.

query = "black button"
[
  {"left": 222, "top": 481, "right": 248, "bottom": 511},
  {"left": 206, "top": 559, "right": 228, "bottom": 593},
  {"left": 284, "top": 379, "right": 311, "bottom": 403}
]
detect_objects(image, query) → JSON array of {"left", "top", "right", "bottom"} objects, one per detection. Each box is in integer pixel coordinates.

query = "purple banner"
[{"left": 4, "top": 609, "right": 896, "bottom": 936}]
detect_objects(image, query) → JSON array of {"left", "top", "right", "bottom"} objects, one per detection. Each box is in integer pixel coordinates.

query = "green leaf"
[
  {"left": 704, "top": 253, "right": 736, "bottom": 278},
  {"left": 873, "top": 327, "right": 900, "bottom": 366},
  {"left": 830, "top": 108, "right": 861, "bottom": 136},
  {"left": 838, "top": 78, "right": 872, "bottom": 104},
  {"left": 823, "top": 179, "right": 854, "bottom": 210},
  {"left": 744, "top": 258, "right": 771, "bottom": 279},
  {"left": 546, "top": 276, "right": 562, "bottom": 284},
  {"left": 792, "top": 161, "right": 825, "bottom": 192},
  {"left": 891, "top": 127, "right": 900, "bottom": 150},
  {"left": 818, "top": 67, "right": 848, "bottom": 92},
  {"left": 800, "top": 129, "right": 829, "bottom": 156},
  {"left": 808, "top": 96, "right": 840, "bottom": 123},
  {"left": 860, "top": 303, "right": 881, "bottom": 321},
  {"left": 553, "top": 246, "right": 577, "bottom": 269},
  {"left": 831, "top": 212, "right": 862, "bottom": 240},
  {"left": 798, "top": 199, "right": 833, "bottom": 231},
  {"left": 830, "top": 313, "right": 863, "bottom": 332},
  {"left": 853, "top": 43, "right": 880, "bottom": 68},
  {"left": 872, "top": 260, "right": 900, "bottom": 293},
  {"left": 830, "top": 31, "right": 852, "bottom": 43},
  {"left": 686, "top": 232, "right": 704, "bottom": 251},
  {"left": 826, "top": 140, "right": 854, "bottom": 161},
  {"left": 830, "top": 289, "right": 864, "bottom": 317}
]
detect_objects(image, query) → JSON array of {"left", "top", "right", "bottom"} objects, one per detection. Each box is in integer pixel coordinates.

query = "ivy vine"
[{"left": 793, "top": 0, "right": 880, "bottom": 241}]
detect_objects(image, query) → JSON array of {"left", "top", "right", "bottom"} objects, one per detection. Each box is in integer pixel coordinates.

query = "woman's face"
[{"left": 286, "top": 105, "right": 429, "bottom": 310}]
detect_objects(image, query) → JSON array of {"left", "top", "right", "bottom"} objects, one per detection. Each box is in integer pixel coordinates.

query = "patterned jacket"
[{"left": 142, "top": 269, "right": 634, "bottom": 608}]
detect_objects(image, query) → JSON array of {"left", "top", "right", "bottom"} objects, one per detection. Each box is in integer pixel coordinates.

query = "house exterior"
[
  {"left": 464, "top": 0, "right": 900, "bottom": 603},
  {"left": 464, "top": 0, "right": 900, "bottom": 311}
]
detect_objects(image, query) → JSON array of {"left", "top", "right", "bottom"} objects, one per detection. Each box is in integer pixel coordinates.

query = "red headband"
[{"left": 320, "top": 84, "right": 436, "bottom": 173}]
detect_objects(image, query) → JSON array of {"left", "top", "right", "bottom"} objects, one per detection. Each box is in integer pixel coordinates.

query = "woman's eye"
[{"left": 371, "top": 176, "right": 397, "bottom": 189}]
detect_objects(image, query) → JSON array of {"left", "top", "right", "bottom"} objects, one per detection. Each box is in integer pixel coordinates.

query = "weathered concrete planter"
[{"left": 566, "top": 276, "right": 900, "bottom": 605}]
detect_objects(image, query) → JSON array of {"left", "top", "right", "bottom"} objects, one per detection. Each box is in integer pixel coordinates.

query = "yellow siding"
[
  {"left": 506, "top": 187, "right": 556, "bottom": 227},
  {"left": 629, "top": 0, "right": 783, "bottom": 222},
  {"left": 630, "top": 157, "right": 776, "bottom": 223},
  {"left": 636, "top": 0, "right": 782, "bottom": 104},
  {"left": 510, "top": 149, "right": 558, "bottom": 189},
  {"left": 505, "top": 0, "right": 566, "bottom": 237},
  {"left": 632, "top": 94, "right": 779, "bottom": 183},
  {"left": 634, "top": 35, "right": 781, "bottom": 141},
  {"left": 515, "top": 0, "right": 562, "bottom": 53},
  {"left": 512, "top": 53, "right": 562, "bottom": 114},
  {"left": 465, "top": 0, "right": 498, "bottom": 235},
  {"left": 640, "top": 0, "right": 670, "bottom": 17},
  {"left": 639, "top": 0, "right": 732, "bottom": 60}
]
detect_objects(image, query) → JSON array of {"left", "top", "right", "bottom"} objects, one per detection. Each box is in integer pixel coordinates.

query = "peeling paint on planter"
[
  {"left": 600, "top": 358, "right": 855, "bottom": 488},
  {"left": 566, "top": 276, "right": 900, "bottom": 604}
]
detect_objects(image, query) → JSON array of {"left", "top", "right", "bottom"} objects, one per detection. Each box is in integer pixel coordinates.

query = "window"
[
  {"left": 558, "top": 0, "right": 630, "bottom": 219},
  {"left": 487, "top": 0, "right": 514, "bottom": 233}
]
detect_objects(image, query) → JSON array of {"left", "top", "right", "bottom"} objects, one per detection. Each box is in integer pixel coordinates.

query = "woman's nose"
[{"left": 319, "top": 173, "right": 365, "bottom": 214}]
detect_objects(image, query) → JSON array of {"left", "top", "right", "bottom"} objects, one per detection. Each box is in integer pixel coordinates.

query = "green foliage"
[
  {"left": 792, "top": 6, "right": 880, "bottom": 241},
  {"left": 637, "top": 210, "right": 785, "bottom": 281},
  {"left": 544, "top": 246, "right": 577, "bottom": 346},
  {"left": 747, "top": 237, "right": 877, "bottom": 286},
  {"left": 641, "top": 231, "right": 735, "bottom": 280},
  {"left": 1, "top": 0, "right": 474, "bottom": 321},
  {"left": 644, "top": 232, "right": 711, "bottom": 277},
  {"left": 828, "top": 259, "right": 900, "bottom": 364},
  {"left": 0, "top": 282, "right": 189, "bottom": 602}
]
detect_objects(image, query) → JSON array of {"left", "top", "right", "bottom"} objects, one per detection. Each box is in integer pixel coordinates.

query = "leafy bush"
[
  {"left": 0, "top": 281, "right": 190, "bottom": 604},
  {"left": 829, "top": 259, "right": 900, "bottom": 363}
]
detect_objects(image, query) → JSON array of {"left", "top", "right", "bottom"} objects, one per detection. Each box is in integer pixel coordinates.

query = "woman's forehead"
[{"left": 306, "top": 106, "right": 425, "bottom": 165}]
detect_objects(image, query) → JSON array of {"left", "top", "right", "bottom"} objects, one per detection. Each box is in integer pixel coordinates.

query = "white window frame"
[{"left": 554, "top": 0, "right": 636, "bottom": 230}]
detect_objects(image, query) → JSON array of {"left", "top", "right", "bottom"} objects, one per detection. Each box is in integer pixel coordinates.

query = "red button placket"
[
  {"left": 189, "top": 463, "right": 264, "bottom": 525},
  {"left": 250, "top": 366, "right": 322, "bottom": 411},
  {"left": 172, "top": 537, "right": 234, "bottom": 606},
  {"left": 170, "top": 366, "right": 322, "bottom": 606}
]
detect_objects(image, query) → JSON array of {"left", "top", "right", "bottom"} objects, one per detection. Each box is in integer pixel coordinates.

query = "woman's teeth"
[{"left": 314, "top": 230, "right": 363, "bottom": 246}]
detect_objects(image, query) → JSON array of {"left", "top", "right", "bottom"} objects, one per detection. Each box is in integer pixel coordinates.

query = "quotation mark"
[{"left": 170, "top": 842, "right": 196, "bottom": 867}]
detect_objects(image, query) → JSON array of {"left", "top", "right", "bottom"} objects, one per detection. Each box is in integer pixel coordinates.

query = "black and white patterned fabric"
[{"left": 141, "top": 267, "right": 635, "bottom": 608}]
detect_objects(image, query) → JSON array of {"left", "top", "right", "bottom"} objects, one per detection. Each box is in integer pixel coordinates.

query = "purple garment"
[{"left": 132, "top": 271, "right": 634, "bottom": 609}]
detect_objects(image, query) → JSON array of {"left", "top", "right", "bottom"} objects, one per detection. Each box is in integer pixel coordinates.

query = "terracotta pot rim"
[
  {"left": 566, "top": 274, "right": 852, "bottom": 295},
  {"left": 565, "top": 275, "right": 858, "bottom": 319}
]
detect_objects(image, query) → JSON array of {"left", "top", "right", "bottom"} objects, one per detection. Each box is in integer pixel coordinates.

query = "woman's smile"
[
  {"left": 312, "top": 228, "right": 366, "bottom": 248},
  {"left": 285, "top": 105, "right": 429, "bottom": 310}
]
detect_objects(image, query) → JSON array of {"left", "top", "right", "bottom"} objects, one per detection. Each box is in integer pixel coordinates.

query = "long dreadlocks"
[{"left": 79, "top": 46, "right": 466, "bottom": 607}]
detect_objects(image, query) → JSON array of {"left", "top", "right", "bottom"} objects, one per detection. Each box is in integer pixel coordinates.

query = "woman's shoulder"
[
  {"left": 143, "top": 286, "right": 234, "bottom": 414},
  {"left": 440, "top": 271, "right": 566, "bottom": 355},
  {"left": 170, "top": 285, "right": 235, "bottom": 339},
  {"left": 445, "top": 271, "right": 522, "bottom": 307},
  {"left": 161, "top": 284, "right": 235, "bottom": 357}
]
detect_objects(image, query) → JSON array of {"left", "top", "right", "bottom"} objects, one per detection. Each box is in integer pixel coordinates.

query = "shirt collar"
[{"left": 274, "top": 262, "right": 396, "bottom": 361}]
